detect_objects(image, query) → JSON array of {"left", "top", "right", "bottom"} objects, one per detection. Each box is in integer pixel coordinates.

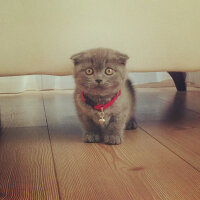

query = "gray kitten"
[{"left": 71, "top": 48, "right": 137, "bottom": 145}]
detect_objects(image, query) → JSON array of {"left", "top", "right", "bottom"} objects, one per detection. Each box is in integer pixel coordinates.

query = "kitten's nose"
[{"left": 95, "top": 79, "right": 102, "bottom": 84}]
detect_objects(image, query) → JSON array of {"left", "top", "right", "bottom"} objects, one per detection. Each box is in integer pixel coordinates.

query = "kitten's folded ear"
[
  {"left": 116, "top": 52, "right": 129, "bottom": 65},
  {"left": 70, "top": 52, "right": 83, "bottom": 65}
]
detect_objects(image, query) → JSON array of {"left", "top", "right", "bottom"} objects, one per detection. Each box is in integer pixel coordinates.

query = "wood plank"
[
  {"left": 43, "top": 91, "right": 200, "bottom": 200},
  {"left": 158, "top": 87, "right": 200, "bottom": 114},
  {"left": 136, "top": 88, "right": 200, "bottom": 171},
  {"left": 136, "top": 87, "right": 200, "bottom": 114},
  {"left": 0, "top": 127, "right": 59, "bottom": 200},
  {"left": 0, "top": 92, "right": 59, "bottom": 200},
  {"left": 0, "top": 92, "right": 46, "bottom": 128}
]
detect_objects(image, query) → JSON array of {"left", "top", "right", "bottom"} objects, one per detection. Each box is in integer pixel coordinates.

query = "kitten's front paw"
[
  {"left": 104, "top": 135, "right": 123, "bottom": 145},
  {"left": 84, "top": 133, "right": 101, "bottom": 143}
]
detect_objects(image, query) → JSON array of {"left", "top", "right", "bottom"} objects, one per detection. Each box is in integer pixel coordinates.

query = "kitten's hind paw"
[
  {"left": 126, "top": 118, "right": 138, "bottom": 130},
  {"left": 83, "top": 133, "right": 101, "bottom": 143},
  {"left": 104, "top": 135, "right": 123, "bottom": 145}
]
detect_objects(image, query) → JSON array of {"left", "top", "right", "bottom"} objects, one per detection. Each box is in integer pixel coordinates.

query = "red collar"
[{"left": 81, "top": 90, "right": 121, "bottom": 111}]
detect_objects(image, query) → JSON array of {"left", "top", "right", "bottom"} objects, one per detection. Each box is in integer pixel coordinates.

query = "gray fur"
[{"left": 71, "top": 48, "right": 137, "bottom": 145}]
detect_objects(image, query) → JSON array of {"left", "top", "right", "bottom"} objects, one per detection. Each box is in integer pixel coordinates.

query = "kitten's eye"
[
  {"left": 105, "top": 68, "right": 113, "bottom": 75},
  {"left": 85, "top": 68, "right": 94, "bottom": 75}
]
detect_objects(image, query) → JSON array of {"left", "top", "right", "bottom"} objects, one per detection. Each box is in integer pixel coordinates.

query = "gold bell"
[{"left": 99, "top": 118, "right": 105, "bottom": 124}]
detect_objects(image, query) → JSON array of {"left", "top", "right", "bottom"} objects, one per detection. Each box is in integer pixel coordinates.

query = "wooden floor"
[{"left": 0, "top": 86, "right": 200, "bottom": 200}]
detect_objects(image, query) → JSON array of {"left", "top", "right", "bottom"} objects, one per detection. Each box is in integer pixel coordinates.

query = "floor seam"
[
  {"left": 42, "top": 94, "right": 62, "bottom": 200},
  {"left": 138, "top": 125, "right": 200, "bottom": 173}
]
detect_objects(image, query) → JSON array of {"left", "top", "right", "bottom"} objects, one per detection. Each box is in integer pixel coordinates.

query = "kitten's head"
[{"left": 71, "top": 48, "right": 129, "bottom": 96}]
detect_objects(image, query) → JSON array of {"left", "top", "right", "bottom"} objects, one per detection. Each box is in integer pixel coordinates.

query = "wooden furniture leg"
[{"left": 168, "top": 72, "right": 187, "bottom": 91}]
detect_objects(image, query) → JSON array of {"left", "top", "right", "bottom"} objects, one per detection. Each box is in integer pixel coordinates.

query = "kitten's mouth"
[
  {"left": 87, "top": 85, "right": 107, "bottom": 95},
  {"left": 93, "top": 85, "right": 105, "bottom": 90},
  {"left": 86, "top": 83, "right": 119, "bottom": 96}
]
